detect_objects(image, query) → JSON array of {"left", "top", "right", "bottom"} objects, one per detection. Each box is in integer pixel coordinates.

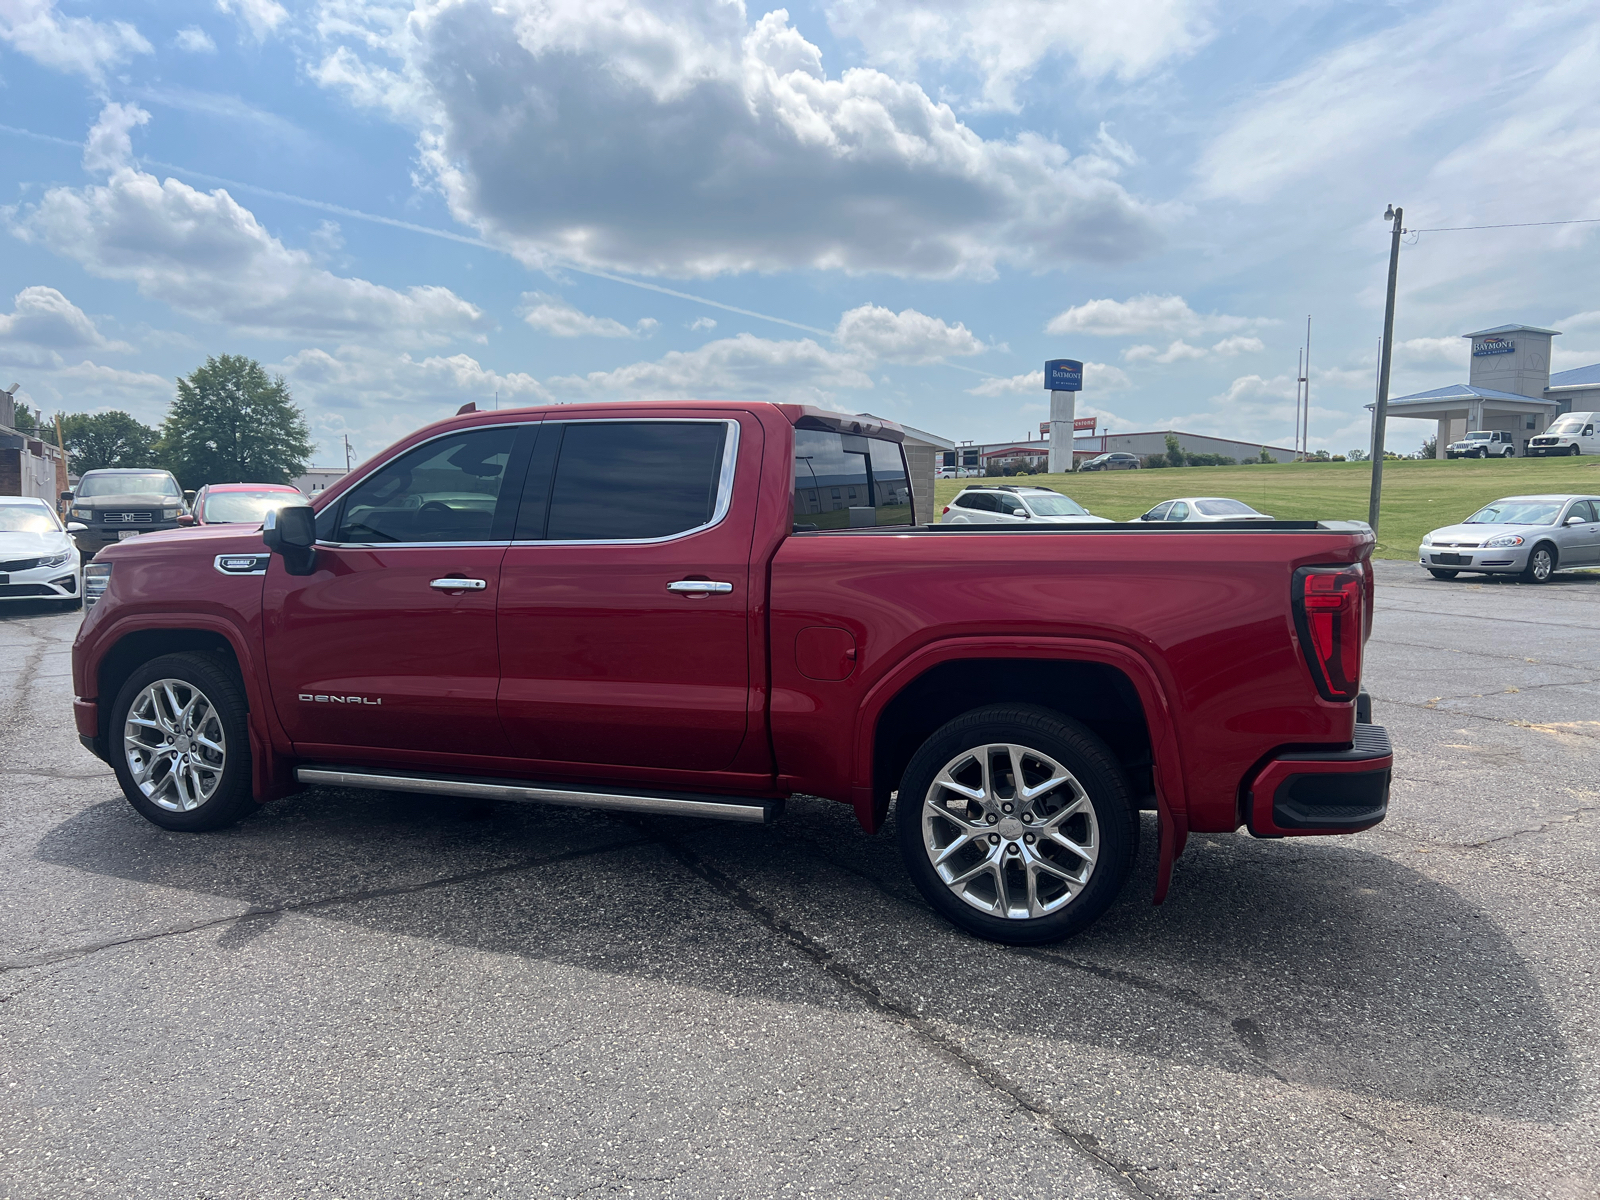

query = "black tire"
[
  {"left": 1428, "top": 569, "right": 1459, "bottom": 580},
  {"left": 1572, "top": 445, "right": 1582, "bottom": 456},
  {"left": 896, "top": 704, "right": 1136, "bottom": 945},
  {"left": 109, "top": 651, "right": 257, "bottom": 831},
  {"left": 1521, "top": 544, "right": 1557, "bottom": 585},
  {"left": 1475, "top": 447, "right": 1488, "bottom": 459}
]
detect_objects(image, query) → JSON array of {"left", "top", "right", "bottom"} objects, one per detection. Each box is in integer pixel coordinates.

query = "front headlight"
[
  {"left": 1420, "top": 533, "right": 1432, "bottom": 546},
  {"left": 1484, "top": 534, "right": 1525, "bottom": 548},
  {"left": 83, "top": 562, "right": 112, "bottom": 607},
  {"left": 162, "top": 508, "right": 181, "bottom": 520},
  {"left": 70, "top": 508, "right": 92, "bottom": 520},
  {"left": 39, "top": 552, "right": 74, "bottom": 569}
]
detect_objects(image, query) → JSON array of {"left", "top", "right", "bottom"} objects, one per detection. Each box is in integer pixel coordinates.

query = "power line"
[{"left": 1406, "top": 217, "right": 1600, "bottom": 233}]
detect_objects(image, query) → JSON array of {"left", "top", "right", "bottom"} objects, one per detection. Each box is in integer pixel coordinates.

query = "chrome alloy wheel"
[
  {"left": 1529, "top": 548, "right": 1554, "bottom": 582},
  {"left": 122, "top": 678, "right": 227, "bottom": 812},
  {"left": 921, "top": 742, "right": 1099, "bottom": 920}
]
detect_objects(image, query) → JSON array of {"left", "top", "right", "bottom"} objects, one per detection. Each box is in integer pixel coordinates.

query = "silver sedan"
[
  {"left": 1420, "top": 494, "right": 1600, "bottom": 582},
  {"left": 1138, "top": 497, "right": 1275, "bottom": 522}
]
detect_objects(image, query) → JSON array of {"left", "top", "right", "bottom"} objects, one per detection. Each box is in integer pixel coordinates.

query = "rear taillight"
[
  {"left": 1292, "top": 565, "right": 1364, "bottom": 701},
  {"left": 941, "top": 505, "right": 949, "bottom": 514}
]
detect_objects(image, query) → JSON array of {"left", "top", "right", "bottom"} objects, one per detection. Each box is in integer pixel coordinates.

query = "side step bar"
[{"left": 295, "top": 766, "right": 782, "bottom": 824}]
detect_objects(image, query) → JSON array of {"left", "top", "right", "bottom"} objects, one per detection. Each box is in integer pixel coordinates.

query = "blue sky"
[{"left": 2, "top": 0, "right": 1597, "bottom": 467}]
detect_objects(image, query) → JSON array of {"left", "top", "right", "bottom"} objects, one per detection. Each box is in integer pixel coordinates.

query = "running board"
[{"left": 294, "top": 766, "right": 781, "bottom": 824}]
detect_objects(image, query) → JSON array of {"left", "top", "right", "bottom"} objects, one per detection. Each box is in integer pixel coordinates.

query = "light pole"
[{"left": 1368, "top": 204, "right": 1403, "bottom": 534}]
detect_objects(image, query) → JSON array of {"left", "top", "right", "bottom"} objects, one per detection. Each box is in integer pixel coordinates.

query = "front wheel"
[
  {"left": 896, "top": 705, "right": 1136, "bottom": 945},
  {"left": 1572, "top": 445, "right": 1583, "bottom": 456},
  {"left": 110, "top": 652, "right": 257, "bottom": 831},
  {"left": 1428, "top": 569, "right": 1459, "bottom": 580},
  {"left": 1522, "top": 545, "right": 1557, "bottom": 584}
]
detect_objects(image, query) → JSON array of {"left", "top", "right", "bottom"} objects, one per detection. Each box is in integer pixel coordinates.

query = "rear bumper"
[{"left": 1246, "top": 723, "right": 1392, "bottom": 837}]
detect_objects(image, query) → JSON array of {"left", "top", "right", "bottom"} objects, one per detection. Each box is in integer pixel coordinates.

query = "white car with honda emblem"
[{"left": 1420, "top": 494, "right": 1600, "bottom": 582}]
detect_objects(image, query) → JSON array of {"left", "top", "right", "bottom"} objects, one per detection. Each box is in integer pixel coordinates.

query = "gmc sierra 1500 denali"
[{"left": 71, "top": 401, "right": 1391, "bottom": 943}]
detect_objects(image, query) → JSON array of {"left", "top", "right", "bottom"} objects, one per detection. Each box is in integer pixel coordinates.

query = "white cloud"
[
  {"left": 0, "top": 0, "right": 151, "bottom": 83},
  {"left": 833, "top": 304, "right": 984, "bottom": 364},
  {"left": 175, "top": 26, "right": 217, "bottom": 53},
  {"left": 216, "top": 0, "right": 288, "bottom": 40},
  {"left": 964, "top": 362, "right": 1128, "bottom": 396},
  {"left": 313, "top": 0, "right": 1163, "bottom": 278},
  {"left": 0, "top": 287, "right": 128, "bottom": 357},
  {"left": 1211, "top": 335, "right": 1264, "bottom": 356},
  {"left": 1123, "top": 339, "right": 1206, "bottom": 364},
  {"left": 81, "top": 102, "right": 149, "bottom": 175},
  {"left": 690, "top": 317, "right": 718, "bottom": 331},
  {"left": 9, "top": 108, "right": 491, "bottom": 346},
  {"left": 1047, "top": 294, "right": 1270, "bottom": 337},
  {"left": 1393, "top": 336, "right": 1466, "bottom": 368},
  {"left": 824, "top": 0, "right": 1211, "bottom": 111},
  {"left": 521, "top": 293, "right": 655, "bottom": 338}
]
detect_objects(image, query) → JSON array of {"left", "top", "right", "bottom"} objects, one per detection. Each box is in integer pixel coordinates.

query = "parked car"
[
  {"left": 1420, "top": 493, "right": 1600, "bottom": 582},
  {"left": 941, "top": 485, "right": 1110, "bottom": 524},
  {"left": 1445, "top": 430, "right": 1518, "bottom": 458},
  {"left": 65, "top": 468, "right": 190, "bottom": 554},
  {"left": 181, "top": 483, "right": 305, "bottom": 526},
  {"left": 1139, "top": 497, "right": 1275, "bottom": 522},
  {"left": 1526, "top": 412, "right": 1600, "bottom": 457},
  {"left": 73, "top": 401, "right": 1390, "bottom": 945},
  {"left": 0, "top": 496, "right": 85, "bottom": 610},
  {"left": 1080, "top": 452, "right": 1141, "bottom": 472}
]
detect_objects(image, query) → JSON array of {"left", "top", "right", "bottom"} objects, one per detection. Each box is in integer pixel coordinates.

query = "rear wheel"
[
  {"left": 897, "top": 704, "right": 1136, "bottom": 945},
  {"left": 1522, "top": 545, "right": 1557, "bottom": 584},
  {"left": 110, "top": 652, "right": 257, "bottom": 831},
  {"left": 1428, "top": 569, "right": 1459, "bottom": 580}
]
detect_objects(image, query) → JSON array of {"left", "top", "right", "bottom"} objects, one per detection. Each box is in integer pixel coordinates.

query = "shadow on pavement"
[{"left": 34, "top": 783, "right": 1577, "bottom": 1125}]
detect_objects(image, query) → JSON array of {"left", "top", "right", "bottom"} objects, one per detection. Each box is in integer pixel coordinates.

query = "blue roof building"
[{"left": 1371, "top": 324, "right": 1600, "bottom": 457}]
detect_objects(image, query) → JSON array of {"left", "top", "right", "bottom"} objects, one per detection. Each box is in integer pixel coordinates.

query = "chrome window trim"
[
  {"left": 510, "top": 418, "right": 741, "bottom": 547},
  {"left": 310, "top": 416, "right": 739, "bottom": 550}
]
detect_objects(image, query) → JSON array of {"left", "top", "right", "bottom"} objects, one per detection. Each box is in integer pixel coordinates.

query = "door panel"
[
  {"left": 262, "top": 423, "right": 531, "bottom": 760},
  {"left": 496, "top": 417, "right": 758, "bottom": 774}
]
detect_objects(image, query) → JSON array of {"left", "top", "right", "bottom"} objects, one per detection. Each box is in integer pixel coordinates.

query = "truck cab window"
[
  {"left": 334, "top": 428, "right": 514, "bottom": 543},
  {"left": 538, "top": 421, "right": 730, "bottom": 541},
  {"left": 792, "top": 429, "right": 913, "bottom": 530}
]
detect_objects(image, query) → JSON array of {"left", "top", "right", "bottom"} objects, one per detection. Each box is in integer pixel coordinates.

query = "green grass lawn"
[{"left": 933, "top": 456, "right": 1600, "bottom": 559}]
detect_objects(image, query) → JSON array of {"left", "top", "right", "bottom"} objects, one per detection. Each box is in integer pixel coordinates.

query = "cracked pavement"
[{"left": 2, "top": 560, "right": 1598, "bottom": 1199}]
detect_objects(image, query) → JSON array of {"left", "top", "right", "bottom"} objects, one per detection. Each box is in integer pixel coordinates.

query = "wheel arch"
[{"left": 853, "top": 638, "right": 1190, "bottom": 902}]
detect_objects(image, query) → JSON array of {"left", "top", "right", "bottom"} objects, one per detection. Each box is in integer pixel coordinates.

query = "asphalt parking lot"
[{"left": 2, "top": 560, "right": 1597, "bottom": 1200}]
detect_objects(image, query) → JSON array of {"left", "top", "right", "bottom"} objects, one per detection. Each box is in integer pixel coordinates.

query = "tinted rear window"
[
  {"left": 1194, "top": 499, "right": 1257, "bottom": 516},
  {"left": 543, "top": 422, "right": 728, "bottom": 541},
  {"left": 792, "top": 429, "right": 912, "bottom": 529}
]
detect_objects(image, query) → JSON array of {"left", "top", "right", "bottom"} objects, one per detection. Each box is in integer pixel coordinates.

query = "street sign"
[
  {"left": 1044, "top": 359, "right": 1082, "bottom": 391},
  {"left": 1073, "top": 417, "right": 1096, "bottom": 431},
  {"left": 1473, "top": 337, "right": 1515, "bottom": 357}
]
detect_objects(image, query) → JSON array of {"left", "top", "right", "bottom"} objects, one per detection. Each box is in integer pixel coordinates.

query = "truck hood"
[
  {"left": 73, "top": 492, "right": 182, "bottom": 508},
  {"left": 1426, "top": 522, "right": 1542, "bottom": 544},
  {"left": 0, "top": 529, "right": 76, "bottom": 559}
]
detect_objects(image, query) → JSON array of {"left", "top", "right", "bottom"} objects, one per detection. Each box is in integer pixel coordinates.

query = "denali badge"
[{"left": 299, "top": 693, "right": 383, "bottom": 705}]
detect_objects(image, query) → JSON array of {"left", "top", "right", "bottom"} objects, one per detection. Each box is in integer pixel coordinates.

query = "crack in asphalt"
[
  {"left": 648, "top": 829, "right": 1175, "bottom": 1200},
  {"left": 0, "top": 836, "right": 648, "bottom": 978}
]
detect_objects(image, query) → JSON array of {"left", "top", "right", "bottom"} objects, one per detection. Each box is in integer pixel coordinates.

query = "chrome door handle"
[
  {"left": 667, "top": 580, "right": 733, "bottom": 594},
  {"left": 430, "top": 577, "right": 487, "bottom": 590}
]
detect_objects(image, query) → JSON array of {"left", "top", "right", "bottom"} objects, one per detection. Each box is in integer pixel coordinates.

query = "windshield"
[
  {"left": 0, "top": 503, "right": 62, "bottom": 533},
  {"left": 1464, "top": 432, "right": 1491, "bottom": 441},
  {"left": 1194, "top": 499, "right": 1260, "bottom": 516},
  {"left": 77, "top": 472, "right": 180, "bottom": 498},
  {"left": 1548, "top": 418, "right": 1585, "bottom": 434},
  {"left": 202, "top": 490, "right": 299, "bottom": 523},
  {"left": 1464, "top": 500, "right": 1562, "bottom": 525},
  {"left": 1026, "top": 494, "right": 1090, "bottom": 517}
]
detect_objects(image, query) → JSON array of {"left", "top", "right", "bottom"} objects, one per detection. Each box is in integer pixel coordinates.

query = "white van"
[{"left": 1528, "top": 412, "right": 1600, "bottom": 457}]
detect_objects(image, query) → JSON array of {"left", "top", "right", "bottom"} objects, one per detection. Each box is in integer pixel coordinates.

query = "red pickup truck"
[{"left": 71, "top": 401, "right": 1390, "bottom": 943}]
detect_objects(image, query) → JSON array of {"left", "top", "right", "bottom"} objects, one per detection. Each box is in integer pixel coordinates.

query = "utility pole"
[
  {"left": 1302, "top": 315, "right": 1312, "bottom": 458},
  {"left": 1294, "top": 349, "right": 1304, "bottom": 459},
  {"left": 343, "top": 434, "right": 353, "bottom": 472},
  {"left": 1368, "top": 204, "right": 1403, "bottom": 533}
]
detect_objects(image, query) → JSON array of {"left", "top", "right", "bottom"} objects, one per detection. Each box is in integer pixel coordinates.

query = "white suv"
[
  {"left": 1446, "top": 430, "right": 1517, "bottom": 458},
  {"left": 941, "top": 485, "right": 1110, "bottom": 524}
]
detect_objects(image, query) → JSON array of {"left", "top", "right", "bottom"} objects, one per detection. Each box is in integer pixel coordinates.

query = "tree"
[
  {"left": 1418, "top": 436, "right": 1437, "bottom": 459},
  {"left": 1258, "top": 446, "right": 1273, "bottom": 463},
  {"left": 58, "top": 411, "right": 162, "bottom": 475},
  {"left": 10, "top": 400, "right": 41, "bottom": 437},
  {"left": 1165, "top": 434, "right": 1184, "bottom": 468},
  {"left": 161, "top": 355, "right": 312, "bottom": 487},
  {"left": 1347, "top": 449, "right": 1369, "bottom": 462}
]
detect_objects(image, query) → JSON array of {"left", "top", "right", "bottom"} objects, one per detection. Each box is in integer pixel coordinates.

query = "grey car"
[
  {"left": 1420, "top": 494, "right": 1600, "bottom": 582},
  {"left": 1139, "top": 497, "right": 1275, "bottom": 522},
  {"left": 65, "top": 468, "right": 190, "bottom": 554}
]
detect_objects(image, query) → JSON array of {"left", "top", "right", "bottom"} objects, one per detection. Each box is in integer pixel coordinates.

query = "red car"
[
  {"left": 71, "top": 402, "right": 1390, "bottom": 943},
  {"left": 179, "top": 482, "right": 304, "bottom": 526}
]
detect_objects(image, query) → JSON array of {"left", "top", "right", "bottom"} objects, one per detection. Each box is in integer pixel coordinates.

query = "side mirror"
[
  {"left": 183, "top": 490, "right": 197, "bottom": 503},
  {"left": 1140, "top": 513, "right": 1156, "bottom": 521},
  {"left": 177, "top": 514, "right": 197, "bottom": 526},
  {"left": 59, "top": 490, "right": 73, "bottom": 504},
  {"left": 66, "top": 521, "right": 87, "bottom": 533},
  {"left": 263, "top": 505, "right": 318, "bottom": 576},
  {"left": 1567, "top": 515, "right": 1585, "bottom": 526}
]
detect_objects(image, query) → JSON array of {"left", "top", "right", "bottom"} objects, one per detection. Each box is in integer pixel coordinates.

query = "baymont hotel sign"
[{"left": 1474, "top": 336, "right": 1516, "bottom": 357}]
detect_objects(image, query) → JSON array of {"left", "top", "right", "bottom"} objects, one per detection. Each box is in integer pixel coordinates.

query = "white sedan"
[
  {"left": 0, "top": 497, "right": 86, "bottom": 610},
  {"left": 1139, "top": 497, "right": 1275, "bottom": 522}
]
